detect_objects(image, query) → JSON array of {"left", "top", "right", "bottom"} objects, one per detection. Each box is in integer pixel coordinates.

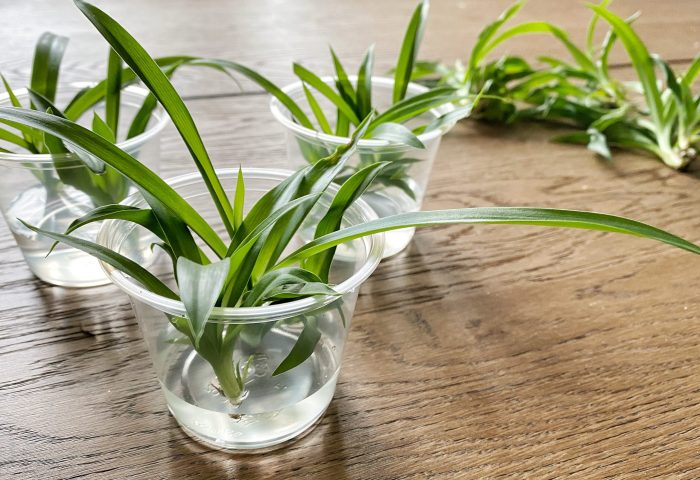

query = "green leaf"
[
  {"left": 126, "top": 61, "right": 181, "bottom": 139},
  {"left": 293, "top": 63, "right": 360, "bottom": 125},
  {"left": 393, "top": 0, "right": 429, "bottom": 103},
  {"left": 370, "top": 86, "right": 456, "bottom": 128},
  {"left": 356, "top": 45, "right": 375, "bottom": 119},
  {"left": 370, "top": 122, "right": 425, "bottom": 148},
  {"left": 1, "top": 75, "right": 24, "bottom": 109},
  {"left": 143, "top": 191, "right": 207, "bottom": 265},
  {"left": 261, "top": 282, "right": 338, "bottom": 302},
  {"left": 0, "top": 74, "right": 35, "bottom": 148},
  {"left": 126, "top": 92, "right": 158, "bottom": 139},
  {"left": 589, "top": 105, "right": 630, "bottom": 132},
  {"left": 30, "top": 32, "right": 69, "bottom": 104},
  {"left": 26, "top": 90, "right": 71, "bottom": 156},
  {"left": 233, "top": 166, "right": 245, "bottom": 231},
  {"left": 422, "top": 104, "right": 474, "bottom": 133},
  {"left": 467, "top": 1, "right": 524, "bottom": 75},
  {"left": 242, "top": 267, "right": 334, "bottom": 307},
  {"left": 176, "top": 257, "right": 230, "bottom": 347},
  {"left": 409, "top": 60, "right": 449, "bottom": 81},
  {"left": 223, "top": 115, "right": 373, "bottom": 305},
  {"left": 0, "top": 107, "right": 228, "bottom": 257},
  {"left": 485, "top": 22, "right": 597, "bottom": 74},
  {"left": 336, "top": 111, "right": 350, "bottom": 136},
  {"left": 27, "top": 88, "right": 107, "bottom": 173},
  {"left": 682, "top": 55, "right": 700, "bottom": 86},
  {"left": 590, "top": 5, "right": 664, "bottom": 127},
  {"left": 105, "top": 48, "right": 122, "bottom": 137},
  {"left": 0, "top": 126, "right": 32, "bottom": 150},
  {"left": 585, "top": 0, "right": 612, "bottom": 55},
  {"left": 302, "top": 84, "right": 332, "bottom": 134},
  {"left": 74, "top": 0, "right": 235, "bottom": 236},
  {"left": 228, "top": 113, "right": 373, "bottom": 255},
  {"left": 221, "top": 193, "right": 324, "bottom": 306},
  {"left": 247, "top": 114, "right": 376, "bottom": 280},
  {"left": 91, "top": 112, "right": 116, "bottom": 143},
  {"left": 64, "top": 204, "right": 164, "bottom": 238},
  {"left": 64, "top": 56, "right": 187, "bottom": 121},
  {"left": 21, "top": 219, "right": 177, "bottom": 298},
  {"left": 278, "top": 207, "right": 700, "bottom": 267},
  {"left": 330, "top": 47, "right": 357, "bottom": 108},
  {"left": 273, "top": 316, "right": 322, "bottom": 376},
  {"left": 304, "top": 161, "right": 390, "bottom": 281},
  {"left": 204, "top": 59, "right": 314, "bottom": 129}
]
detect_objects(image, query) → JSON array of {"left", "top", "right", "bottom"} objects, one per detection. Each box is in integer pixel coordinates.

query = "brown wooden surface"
[{"left": 2, "top": 1, "right": 700, "bottom": 478}]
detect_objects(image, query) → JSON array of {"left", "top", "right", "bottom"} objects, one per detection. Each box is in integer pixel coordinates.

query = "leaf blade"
[
  {"left": 177, "top": 257, "right": 230, "bottom": 347},
  {"left": 279, "top": 207, "right": 700, "bottom": 266},
  {"left": 393, "top": 0, "right": 430, "bottom": 103}
]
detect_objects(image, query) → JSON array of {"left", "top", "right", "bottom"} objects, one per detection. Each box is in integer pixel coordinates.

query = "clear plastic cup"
[
  {"left": 0, "top": 83, "right": 168, "bottom": 287},
  {"left": 271, "top": 76, "right": 454, "bottom": 257},
  {"left": 98, "top": 168, "right": 384, "bottom": 451}
]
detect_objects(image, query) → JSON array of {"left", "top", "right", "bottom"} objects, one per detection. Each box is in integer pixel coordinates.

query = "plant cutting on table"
[
  {"left": 415, "top": 1, "right": 700, "bottom": 169},
  {"left": 2, "top": 0, "right": 700, "bottom": 451}
]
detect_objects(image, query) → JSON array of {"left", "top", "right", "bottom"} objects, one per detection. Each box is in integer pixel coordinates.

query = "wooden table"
[{"left": 2, "top": 1, "right": 700, "bottom": 478}]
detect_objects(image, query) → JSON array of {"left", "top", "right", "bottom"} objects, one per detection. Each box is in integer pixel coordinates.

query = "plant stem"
[{"left": 212, "top": 357, "right": 244, "bottom": 403}]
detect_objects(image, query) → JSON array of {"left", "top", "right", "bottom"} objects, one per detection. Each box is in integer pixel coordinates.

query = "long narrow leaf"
[
  {"left": 105, "top": 48, "right": 122, "bottom": 137},
  {"left": 91, "top": 112, "right": 116, "bottom": 143},
  {"left": 467, "top": 1, "right": 524, "bottom": 75},
  {"left": 293, "top": 63, "right": 360, "bottom": 125},
  {"left": 304, "top": 161, "right": 390, "bottom": 281},
  {"left": 356, "top": 45, "right": 375, "bottom": 118},
  {"left": 21, "top": 220, "right": 177, "bottom": 298},
  {"left": 393, "top": 0, "right": 429, "bottom": 103},
  {"left": 74, "top": 0, "right": 235, "bottom": 236},
  {"left": 30, "top": 32, "right": 69, "bottom": 103},
  {"left": 370, "top": 122, "right": 425, "bottom": 148},
  {"left": 233, "top": 167, "right": 245, "bottom": 231},
  {"left": 370, "top": 87, "right": 456, "bottom": 128},
  {"left": 0, "top": 107, "right": 227, "bottom": 257},
  {"left": 330, "top": 47, "right": 357, "bottom": 108},
  {"left": 273, "top": 316, "right": 321, "bottom": 376},
  {"left": 177, "top": 257, "right": 230, "bottom": 347},
  {"left": 590, "top": 6, "right": 664, "bottom": 126},
  {"left": 485, "top": 22, "right": 597, "bottom": 74},
  {"left": 64, "top": 204, "right": 164, "bottom": 238},
  {"left": 27, "top": 88, "right": 107, "bottom": 173},
  {"left": 303, "top": 84, "right": 332, "bottom": 134},
  {"left": 278, "top": 207, "right": 700, "bottom": 266}
]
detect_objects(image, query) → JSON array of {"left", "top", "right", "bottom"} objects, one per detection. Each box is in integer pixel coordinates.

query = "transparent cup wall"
[
  {"left": 0, "top": 84, "right": 168, "bottom": 287},
  {"left": 100, "top": 169, "right": 383, "bottom": 451},
  {"left": 272, "top": 76, "right": 452, "bottom": 258}
]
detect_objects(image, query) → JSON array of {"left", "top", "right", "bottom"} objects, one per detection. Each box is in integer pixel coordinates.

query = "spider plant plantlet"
[
  {"left": 415, "top": 1, "right": 699, "bottom": 169},
  {"left": 262, "top": 0, "right": 478, "bottom": 257},
  {"left": 0, "top": 33, "right": 244, "bottom": 287},
  {"left": 3, "top": 0, "right": 699, "bottom": 451}
]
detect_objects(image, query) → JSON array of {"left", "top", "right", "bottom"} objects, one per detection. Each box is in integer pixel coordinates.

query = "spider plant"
[
  {"left": 555, "top": 6, "right": 700, "bottom": 169},
  {"left": 0, "top": 32, "right": 255, "bottom": 206},
  {"left": 2, "top": 0, "right": 699, "bottom": 405},
  {"left": 409, "top": 1, "right": 535, "bottom": 122},
  {"left": 415, "top": 2, "right": 700, "bottom": 169},
  {"left": 272, "top": 0, "right": 468, "bottom": 144},
  {"left": 260, "top": 0, "right": 477, "bottom": 195}
]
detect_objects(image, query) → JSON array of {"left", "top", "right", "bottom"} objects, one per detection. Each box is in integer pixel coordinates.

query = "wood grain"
[{"left": 2, "top": 1, "right": 700, "bottom": 478}]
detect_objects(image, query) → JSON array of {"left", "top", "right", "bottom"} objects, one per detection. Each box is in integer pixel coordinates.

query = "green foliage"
[
  {"left": 3, "top": 0, "right": 699, "bottom": 405},
  {"left": 0, "top": 37, "right": 244, "bottom": 209},
  {"left": 416, "top": 1, "right": 699, "bottom": 169}
]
